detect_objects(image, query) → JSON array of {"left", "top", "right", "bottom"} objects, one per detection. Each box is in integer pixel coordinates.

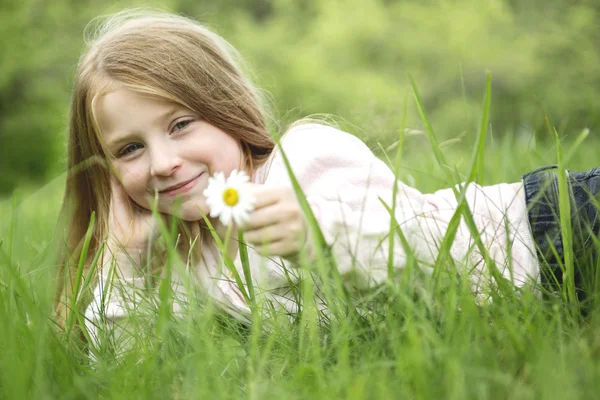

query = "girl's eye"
[
  {"left": 118, "top": 143, "right": 143, "bottom": 157},
  {"left": 172, "top": 119, "right": 192, "bottom": 132}
]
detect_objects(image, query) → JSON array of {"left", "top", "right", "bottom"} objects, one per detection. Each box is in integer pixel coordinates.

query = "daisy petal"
[{"left": 220, "top": 208, "right": 233, "bottom": 226}]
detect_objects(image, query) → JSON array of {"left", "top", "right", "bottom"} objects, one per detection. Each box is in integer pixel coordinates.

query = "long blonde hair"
[{"left": 55, "top": 9, "right": 276, "bottom": 326}]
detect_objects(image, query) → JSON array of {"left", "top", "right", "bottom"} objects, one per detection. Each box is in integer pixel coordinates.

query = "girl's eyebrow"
[
  {"left": 156, "top": 105, "right": 183, "bottom": 126},
  {"left": 104, "top": 135, "right": 134, "bottom": 151},
  {"left": 104, "top": 105, "right": 183, "bottom": 147}
]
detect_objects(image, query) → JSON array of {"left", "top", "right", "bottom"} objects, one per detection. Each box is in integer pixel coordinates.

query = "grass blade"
[
  {"left": 237, "top": 230, "right": 255, "bottom": 306},
  {"left": 198, "top": 209, "right": 251, "bottom": 305},
  {"left": 387, "top": 94, "right": 409, "bottom": 277},
  {"left": 66, "top": 212, "right": 95, "bottom": 332},
  {"left": 549, "top": 117, "right": 578, "bottom": 315}
]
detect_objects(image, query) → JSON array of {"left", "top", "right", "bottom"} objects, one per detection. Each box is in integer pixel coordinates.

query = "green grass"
[{"left": 2, "top": 81, "right": 600, "bottom": 399}]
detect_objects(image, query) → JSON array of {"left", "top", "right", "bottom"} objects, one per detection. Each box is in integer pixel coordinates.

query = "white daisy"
[{"left": 203, "top": 169, "right": 255, "bottom": 226}]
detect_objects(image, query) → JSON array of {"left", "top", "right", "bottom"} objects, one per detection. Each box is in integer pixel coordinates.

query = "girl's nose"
[{"left": 149, "top": 146, "right": 180, "bottom": 177}]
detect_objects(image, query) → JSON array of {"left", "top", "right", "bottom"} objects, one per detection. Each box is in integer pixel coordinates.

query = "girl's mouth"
[{"left": 159, "top": 172, "right": 204, "bottom": 197}]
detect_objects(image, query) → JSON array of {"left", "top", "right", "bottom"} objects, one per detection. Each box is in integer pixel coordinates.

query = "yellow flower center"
[{"left": 222, "top": 188, "right": 239, "bottom": 206}]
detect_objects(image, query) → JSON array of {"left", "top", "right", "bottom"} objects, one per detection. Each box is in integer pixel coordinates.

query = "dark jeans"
[{"left": 522, "top": 165, "right": 600, "bottom": 307}]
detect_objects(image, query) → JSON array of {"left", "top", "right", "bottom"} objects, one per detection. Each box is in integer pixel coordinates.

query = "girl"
[{"left": 56, "top": 9, "right": 598, "bottom": 347}]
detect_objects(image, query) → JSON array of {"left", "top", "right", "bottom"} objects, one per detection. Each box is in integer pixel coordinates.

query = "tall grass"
[{"left": 1, "top": 81, "right": 600, "bottom": 399}]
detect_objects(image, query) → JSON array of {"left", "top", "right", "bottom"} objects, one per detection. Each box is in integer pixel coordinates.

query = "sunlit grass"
[{"left": 1, "top": 81, "right": 600, "bottom": 399}]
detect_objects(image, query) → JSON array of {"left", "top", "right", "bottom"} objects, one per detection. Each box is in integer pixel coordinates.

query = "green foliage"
[
  {"left": 214, "top": 0, "right": 600, "bottom": 138},
  {"left": 1, "top": 0, "right": 599, "bottom": 194}
]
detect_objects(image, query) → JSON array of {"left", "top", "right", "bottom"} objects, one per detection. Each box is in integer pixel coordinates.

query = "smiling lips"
[{"left": 158, "top": 172, "right": 204, "bottom": 197}]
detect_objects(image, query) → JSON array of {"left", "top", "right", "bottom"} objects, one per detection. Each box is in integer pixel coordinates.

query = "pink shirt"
[{"left": 85, "top": 123, "right": 539, "bottom": 346}]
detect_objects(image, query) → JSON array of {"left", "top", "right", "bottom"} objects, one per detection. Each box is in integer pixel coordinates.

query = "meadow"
[
  {"left": 2, "top": 1, "right": 600, "bottom": 398},
  {"left": 2, "top": 78, "right": 600, "bottom": 399}
]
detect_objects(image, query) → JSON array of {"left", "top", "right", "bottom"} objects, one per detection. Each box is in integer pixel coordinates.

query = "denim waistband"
[
  {"left": 522, "top": 165, "right": 564, "bottom": 290},
  {"left": 522, "top": 165, "right": 600, "bottom": 304}
]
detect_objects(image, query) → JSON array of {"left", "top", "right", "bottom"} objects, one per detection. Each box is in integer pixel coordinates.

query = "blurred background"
[{"left": 1, "top": 0, "right": 599, "bottom": 197}]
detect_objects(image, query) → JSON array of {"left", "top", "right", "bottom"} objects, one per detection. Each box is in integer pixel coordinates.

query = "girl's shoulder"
[
  {"left": 279, "top": 122, "right": 368, "bottom": 153},
  {"left": 253, "top": 122, "right": 378, "bottom": 185}
]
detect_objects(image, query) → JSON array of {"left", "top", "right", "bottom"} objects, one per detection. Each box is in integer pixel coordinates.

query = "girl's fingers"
[
  {"left": 240, "top": 188, "right": 302, "bottom": 231},
  {"left": 246, "top": 185, "right": 287, "bottom": 210},
  {"left": 242, "top": 224, "right": 279, "bottom": 245},
  {"left": 236, "top": 184, "right": 307, "bottom": 257},
  {"left": 242, "top": 221, "right": 306, "bottom": 248},
  {"left": 253, "top": 239, "right": 294, "bottom": 258},
  {"left": 241, "top": 204, "right": 290, "bottom": 231}
]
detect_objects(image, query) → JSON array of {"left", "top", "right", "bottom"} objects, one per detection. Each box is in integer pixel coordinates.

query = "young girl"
[{"left": 57, "top": 10, "right": 598, "bottom": 347}]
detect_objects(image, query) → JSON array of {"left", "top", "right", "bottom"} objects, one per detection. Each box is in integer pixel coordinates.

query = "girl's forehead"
[
  {"left": 94, "top": 81, "right": 188, "bottom": 113},
  {"left": 93, "top": 87, "right": 189, "bottom": 136}
]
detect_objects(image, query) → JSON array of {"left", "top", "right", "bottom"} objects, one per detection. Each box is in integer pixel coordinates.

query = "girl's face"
[{"left": 96, "top": 87, "right": 243, "bottom": 221}]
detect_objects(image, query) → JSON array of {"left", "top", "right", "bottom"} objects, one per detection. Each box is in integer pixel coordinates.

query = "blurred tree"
[
  {"left": 176, "top": 0, "right": 599, "bottom": 141},
  {"left": 1, "top": 0, "right": 598, "bottom": 194},
  {"left": 0, "top": 0, "right": 92, "bottom": 194},
  {"left": 0, "top": 0, "right": 59, "bottom": 193}
]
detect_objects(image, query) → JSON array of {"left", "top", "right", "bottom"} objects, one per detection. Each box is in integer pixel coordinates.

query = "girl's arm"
[
  {"left": 267, "top": 123, "right": 537, "bottom": 292},
  {"left": 261, "top": 123, "right": 445, "bottom": 289},
  {"left": 84, "top": 179, "right": 157, "bottom": 355},
  {"left": 84, "top": 247, "right": 149, "bottom": 357}
]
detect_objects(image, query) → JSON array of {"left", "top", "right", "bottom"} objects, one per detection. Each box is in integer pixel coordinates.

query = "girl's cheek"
[
  {"left": 119, "top": 163, "right": 145, "bottom": 185},
  {"left": 118, "top": 169, "right": 148, "bottom": 205}
]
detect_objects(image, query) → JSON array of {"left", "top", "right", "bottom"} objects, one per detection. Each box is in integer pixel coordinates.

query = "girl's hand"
[
  {"left": 238, "top": 185, "right": 308, "bottom": 258},
  {"left": 108, "top": 177, "right": 157, "bottom": 252}
]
